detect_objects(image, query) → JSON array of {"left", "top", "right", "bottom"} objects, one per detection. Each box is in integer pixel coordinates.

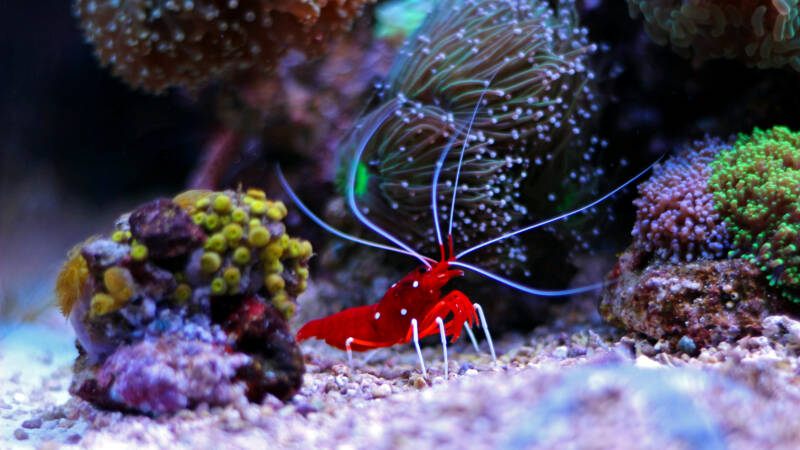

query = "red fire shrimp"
[{"left": 278, "top": 87, "right": 656, "bottom": 379}]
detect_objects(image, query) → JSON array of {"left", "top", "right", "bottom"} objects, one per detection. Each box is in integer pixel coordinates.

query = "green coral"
[{"left": 709, "top": 126, "right": 800, "bottom": 301}]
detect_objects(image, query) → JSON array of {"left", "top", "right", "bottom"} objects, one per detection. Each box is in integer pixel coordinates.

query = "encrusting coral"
[
  {"left": 337, "top": 0, "right": 602, "bottom": 274},
  {"left": 709, "top": 126, "right": 800, "bottom": 301},
  {"left": 631, "top": 137, "right": 732, "bottom": 263},
  {"left": 627, "top": 0, "right": 800, "bottom": 70},
  {"left": 56, "top": 188, "right": 312, "bottom": 413},
  {"left": 72, "top": 0, "right": 371, "bottom": 93}
]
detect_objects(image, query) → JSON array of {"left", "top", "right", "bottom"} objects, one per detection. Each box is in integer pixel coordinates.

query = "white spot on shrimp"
[
  {"left": 412, "top": 281, "right": 419, "bottom": 288},
  {"left": 374, "top": 312, "right": 381, "bottom": 320},
  {"left": 401, "top": 309, "right": 408, "bottom": 316}
]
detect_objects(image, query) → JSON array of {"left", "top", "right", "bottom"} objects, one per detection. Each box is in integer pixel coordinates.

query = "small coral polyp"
[
  {"left": 56, "top": 189, "right": 312, "bottom": 413},
  {"left": 710, "top": 126, "right": 800, "bottom": 301},
  {"left": 627, "top": 0, "right": 800, "bottom": 70},
  {"left": 632, "top": 137, "right": 732, "bottom": 263},
  {"left": 73, "top": 0, "right": 370, "bottom": 92}
]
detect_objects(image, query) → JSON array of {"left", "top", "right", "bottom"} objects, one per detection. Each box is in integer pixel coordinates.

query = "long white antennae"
[
  {"left": 450, "top": 260, "right": 606, "bottom": 296},
  {"left": 277, "top": 165, "right": 433, "bottom": 261},
  {"left": 456, "top": 157, "right": 662, "bottom": 260},
  {"left": 448, "top": 78, "right": 497, "bottom": 238},
  {"left": 431, "top": 128, "right": 460, "bottom": 251},
  {"left": 347, "top": 99, "right": 433, "bottom": 268}
]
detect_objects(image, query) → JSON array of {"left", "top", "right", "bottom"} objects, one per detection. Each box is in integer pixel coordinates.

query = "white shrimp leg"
[
  {"left": 345, "top": 337, "right": 355, "bottom": 368},
  {"left": 411, "top": 318, "right": 427, "bottom": 378},
  {"left": 464, "top": 322, "right": 480, "bottom": 353},
  {"left": 436, "top": 317, "right": 449, "bottom": 379},
  {"left": 473, "top": 303, "right": 496, "bottom": 363}
]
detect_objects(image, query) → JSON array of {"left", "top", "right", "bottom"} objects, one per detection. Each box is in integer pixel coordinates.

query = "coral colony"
[
  {"left": 56, "top": 189, "right": 311, "bottom": 413},
  {"left": 337, "top": 0, "right": 602, "bottom": 274},
  {"left": 73, "top": 0, "right": 371, "bottom": 92},
  {"left": 627, "top": 0, "right": 800, "bottom": 69},
  {"left": 603, "top": 126, "right": 800, "bottom": 349}
]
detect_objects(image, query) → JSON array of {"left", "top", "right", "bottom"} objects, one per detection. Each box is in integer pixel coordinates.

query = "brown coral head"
[{"left": 73, "top": 0, "right": 371, "bottom": 93}]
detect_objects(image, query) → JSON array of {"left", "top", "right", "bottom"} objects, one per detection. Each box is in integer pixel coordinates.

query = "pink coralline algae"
[{"left": 631, "top": 137, "right": 732, "bottom": 263}]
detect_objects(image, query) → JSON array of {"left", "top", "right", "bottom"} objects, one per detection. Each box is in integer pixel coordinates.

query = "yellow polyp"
[
  {"left": 286, "top": 239, "right": 301, "bottom": 258},
  {"left": 174, "top": 283, "right": 192, "bottom": 303},
  {"left": 174, "top": 272, "right": 186, "bottom": 283},
  {"left": 296, "top": 266, "right": 309, "bottom": 280},
  {"left": 173, "top": 190, "right": 212, "bottom": 209},
  {"left": 205, "top": 213, "right": 220, "bottom": 230},
  {"left": 233, "top": 247, "right": 251, "bottom": 265},
  {"left": 111, "top": 230, "right": 126, "bottom": 243},
  {"left": 200, "top": 252, "right": 222, "bottom": 273},
  {"left": 243, "top": 197, "right": 255, "bottom": 206},
  {"left": 298, "top": 240, "right": 313, "bottom": 259},
  {"left": 231, "top": 208, "right": 248, "bottom": 223},
  {"left": 272, "top": 291, "right": 294, "bottom": 318},
  {"left": 195, "top": 196, "right": 211, "bottom": 210},
  {"left": 123, "top": 231, "right": 132, "bottom": 240},
  {"left": 251, "top": 200, "right": 267, "bottom": 215},
  {"left": 223, "top": 267, "right": 241, "bottom": 286},
  {"left": 263, "top": 242, "right": 283, "bottom": 261},
  {"left": 90, "top": 293, "right": 122, "bottom": 317},
  {"left": 210, "top": 277, "right": 227, "bottom": 295},
  {"left": 130, "top": 244, "right": 148, "bottom": 262},
  {"left": 296, "top": 279, "right": 308, "bottom": 293},
  {"left": 220, "top": 215, "right": 231, "bottom": 226},
  {"left": 213, "top": 194, "right": 232, "bottom": 214},
  {"left": 224, "top": 223, "right": 243, "bottom": 244},
  {"left": 103, "top": 267, "right": 136, "bottom": 303},
  {"left": 265, "top": 273, "right": 285, "bottom": 293},
  {"left": 247, "top": 188, "right": 266, "bottom": 200},
  {"left": 55, "top": 245, "right": 90, "bottom": 317},
  {"left": 248, "top": 226, "right": 271, "bottom": 247},
  {"left": 274, "top": 201, "right": 287, "bottom": 217},
  {"left": 266, "top": 206, "right": 284, "bottom": 221},
  {"left": 263, "top": 259, "right": 284, "bottom": 274},
  {"left": 248, "top": 218, "right": 262, "bottom": 229},
  {"left": 205, "top": 233, "right": 228, "bottom": 253},
  {"left": 192, "top": 212, "right": 206, "bottom": 226},
  {"left": 279, "top": 234, "right": 290, "bottom": 247}
]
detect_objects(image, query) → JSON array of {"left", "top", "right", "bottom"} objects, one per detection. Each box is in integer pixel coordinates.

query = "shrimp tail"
[{"left": 296, "top": 304, "right": 389, "bottom": 351}]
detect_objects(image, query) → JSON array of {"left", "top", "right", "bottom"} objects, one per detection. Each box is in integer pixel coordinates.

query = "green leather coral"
[{"left": 709, "top": 126, "right": 800, "bottom": 301}]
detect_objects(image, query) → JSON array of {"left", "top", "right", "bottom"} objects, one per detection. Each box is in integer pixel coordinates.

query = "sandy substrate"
[{"left": 3, "top": 309, "right": 800, "bottom": 449}]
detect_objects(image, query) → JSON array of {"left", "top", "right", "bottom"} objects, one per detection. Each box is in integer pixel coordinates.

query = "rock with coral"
[
  {"left": 56, "top": 189, "right": 312, "bottom": 413},
  {"left": 600, "top": 132, "right": 800, "bottom": 349},
  {"left": 601, "top": 250, "right": 780, "bottom": 351},
  {"left": 73, "top": 0, "right": 371, "bottom": 93},
  {"left": 627, "top": 0, "right": 800, "bottom": 70}
]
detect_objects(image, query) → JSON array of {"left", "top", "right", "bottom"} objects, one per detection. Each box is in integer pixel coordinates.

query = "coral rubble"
[
  {"left": 73, "top": 0, "right": 371, "bottom": 93},
  {"left": 56, "top": 189, "right": 311, "bottom": 413},
  {"left": 627, "top": 0, "right": 800, "bottom": 70}
]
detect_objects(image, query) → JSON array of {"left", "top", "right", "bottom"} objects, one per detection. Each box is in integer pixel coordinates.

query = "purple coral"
[
  {"left": 632, "top": 137, "right": 731, "bottom": 263},
  {"left": 84, "top": 334, "right": 251, "bottom": 415}
]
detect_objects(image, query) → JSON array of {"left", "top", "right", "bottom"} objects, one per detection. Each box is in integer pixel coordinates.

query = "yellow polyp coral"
[
  {"left": 103, "top": 267, "right": 135, "bottom": 303},
  {"left": 55, "top": 243, "right": 91, "bottom": 317},
  {"left": 90, "top": 293, "right": 123, "bottom": 317},
  {"left": 58, "top": 188, "right": 314, "bottom": 355}
]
